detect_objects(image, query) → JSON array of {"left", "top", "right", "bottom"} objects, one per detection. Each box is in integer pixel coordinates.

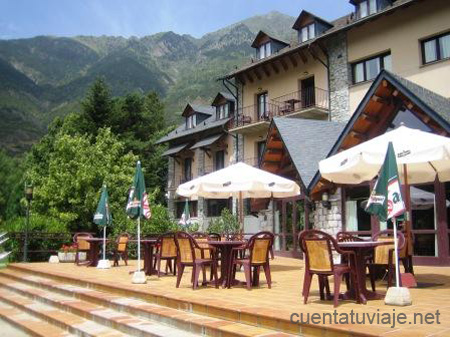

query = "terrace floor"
[{"left": 4, "top": 257, "right": 450, "bottom": 336}]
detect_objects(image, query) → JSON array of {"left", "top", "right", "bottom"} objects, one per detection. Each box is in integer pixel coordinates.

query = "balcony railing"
[
  {"left": 231, "top": 103, "right": 280, "bottom": 128},
  {"left": 271, "top": 87, "right": 329, "bottom": 114}
]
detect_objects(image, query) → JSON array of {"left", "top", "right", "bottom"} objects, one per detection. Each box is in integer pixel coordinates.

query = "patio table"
[
  {"left": 84, "top": 238, "right": 109, "bottom": 267},
  {"left": 129, "top": 239, "right": 158, "bottom": 275},
  {"left": 338, "top": 240, "right": 392, "bottom": 304},
  {"left": 208, "top": 241, "right": 246, "bottom": 288}
]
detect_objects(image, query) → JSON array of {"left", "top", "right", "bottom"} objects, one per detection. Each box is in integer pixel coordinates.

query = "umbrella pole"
[
  {"left": 137, "top": 217, "right": 141, "bottom": 272},
  {"left": 103, "top": 226, "right": 106, "bottom": 261},
  {"left": 239, "top": 191, "right": 244, "bottom": 231},
  {"left": 392, "top": 217, "right": 400, "bottom": 288},
  {"left": 403, "top": 164, "right": 412, "bottom": 267}
]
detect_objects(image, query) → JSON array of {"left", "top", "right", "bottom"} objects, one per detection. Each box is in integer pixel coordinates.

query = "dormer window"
[
  {"left": 301, "top": 23, "right": 316, "bottom": 43},
  {"left": 216, "top": 104, "right": 229, "bottom": 120},
  {"left": 186, "top": 114, "right": 197, "bottom": 129},
  {"left": 356, "top": 0, "right": 378, "bottom": 18},
  {"left": 258, "top": 42, "right": 271, "bottom": 60}
]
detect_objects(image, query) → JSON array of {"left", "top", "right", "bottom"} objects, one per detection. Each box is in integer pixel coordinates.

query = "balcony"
[
  {"left": 271, "top": 87, "right": 329, "bottom": 120},
  {"left": 229, "top": 88, "right": 329, "bottom": 134},
  {"left": 229, "top": 103, "right": 279, "bottom": 135}
]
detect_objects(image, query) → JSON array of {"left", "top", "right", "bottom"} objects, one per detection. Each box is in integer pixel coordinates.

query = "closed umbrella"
[
  {"left": 93, "top": 184, "right": 112, "bottom": 269},
  {"left": 126, "top": 161, "right": 151, "bottom": 284},
  {"left": 176, "top": 162, "right": 300, "bottom": 227}
]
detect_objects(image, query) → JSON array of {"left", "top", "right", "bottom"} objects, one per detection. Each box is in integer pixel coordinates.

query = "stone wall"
[
  {"left": 196, "top": 149, "right": 207, "bottom": 228},
  {"left": 167, "top": 156, "right": 175, "bottom": 217},
  {"left": 312, "top": 188, "right": 343, "bottom": 236},
  {"left": 326, "top": 31, "right": 351, "bottom": 122}
]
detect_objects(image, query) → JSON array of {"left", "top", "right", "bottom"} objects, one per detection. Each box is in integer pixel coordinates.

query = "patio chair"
[
  {"left": 174, "top": 231, "right": 219, "bottom": 289},
  {"left": 112, "top": 233, "right": 130, "bottom": 267},
  {"left": 230, "top": 231, "right": 274, "bottom": 289},
  {"left": 153, "top": 232, "right": 177, "bottom": 277},
  {"left": 299, "top": 230, "right": 357, "bottom": 307},
  {"left": 369, "top": 230, "right": 406, "bottom": 289},
  {"left": 73, "top": 232, "right": 93, "bottom": 265}
]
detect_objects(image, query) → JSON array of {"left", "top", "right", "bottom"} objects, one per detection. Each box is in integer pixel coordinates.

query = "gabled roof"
[
  {"left": 269, "top": 118, "right": 345, "bottom": 190},
  {"left": 211, "top": 92, "right": 236, "bottom": 106},
  {"left": 181, "top": 103, "right": 215, "bottom": 117},
  {"left": 250, "top": 30, "right": 289, "bottom": 48},
  {"left": 155, "top": 116, "right": 231, "bottom": 145},
  {"left": 308, "top": 70, "right": 450, "bottom": 192},
  {"left": 292, "top": 10, "right": 334, "bottom": 31}
]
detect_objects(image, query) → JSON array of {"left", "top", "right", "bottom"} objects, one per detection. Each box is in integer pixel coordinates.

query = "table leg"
[{"left": 87, "top": 243, "right": 99, "bottom": 267}]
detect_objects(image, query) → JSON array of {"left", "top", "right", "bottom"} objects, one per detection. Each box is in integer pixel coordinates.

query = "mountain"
[{"left": 0, "top": 11, "right": 295, "bottom": 154}]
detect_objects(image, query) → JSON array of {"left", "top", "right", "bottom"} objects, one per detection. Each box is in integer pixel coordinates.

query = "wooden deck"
[{"left": 3, "top": 257, "right": 450, "bottom": 336}]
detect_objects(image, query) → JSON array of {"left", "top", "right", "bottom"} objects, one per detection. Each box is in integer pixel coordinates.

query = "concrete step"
[
  {"left": 0, "top": 300, "right": 76, "bottom": 337},
  {"left": 0, "top": 287, "right": 127, "bottom": 337},
  {"left": 0, "top": 275, "right": 200, "bottom": 337},
  {"left": 0, "top": 269, "right": 295, "bottom": 337}
]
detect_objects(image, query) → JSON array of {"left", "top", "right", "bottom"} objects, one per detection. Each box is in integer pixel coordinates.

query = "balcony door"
[
  {"left": 301, "top": 77, "right": 315, "bottom": 108},
  {"left": 257, "top": 92, "right": 269, "bottom": 120}
]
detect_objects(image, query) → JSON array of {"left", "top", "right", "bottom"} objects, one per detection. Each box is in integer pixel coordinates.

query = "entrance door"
[{"left": 301, "top": 77, "right": 315, "bottom": 108}]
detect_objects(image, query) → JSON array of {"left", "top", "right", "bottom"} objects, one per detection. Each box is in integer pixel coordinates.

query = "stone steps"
[
  {"left": 0, "top": 300, "right": 76, "bottom": 337},
  {"left": 0, "top": 268, "right": 296, "bottom": 337}
]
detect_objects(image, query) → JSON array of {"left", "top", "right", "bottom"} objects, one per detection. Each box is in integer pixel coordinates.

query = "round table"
[
  {"left": 338, "top": 240, "right": 392, "bottom": 304},
  {"left": 84, "top": 238, "right": 109, "bottom": 267},
  {"left": 129, "top": 239, "right": 158, "bottom": 275},
  {"left": 207, "top": 241, "right": 246, "bottom": 288}
]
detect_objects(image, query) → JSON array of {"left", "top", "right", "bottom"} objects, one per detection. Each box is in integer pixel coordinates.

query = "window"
[
  {"left": 358, "top": 0, "right": 377, "bottom": 18},
  {"left": 186, "top": 114, "right": 197, "bottom": 129},
  {"left": 257, "top": 141, "right": 265, "bottom": 164},
  {"left": 183, "top": 158, "right": 192, "bottom": 182},
  {"left": 206, "top": 199, "right": 229, "bottom": 217},
  {"left": 257, "top": 92, "right": 269, "bottom": 119},
  {"left": 214, "top": 150, "right": 225, "bottom": 170},
  {"left": 352, "top": 53, "right": 391, "bottom": 84},
  {"left": 422, "top": 32, "right": 450, "bottom": 64},
  {"left": 301, "top": 23, "right": 315, "bottom": 43},
  {"left": 258, "top": 42, "right": 271, "bottom": 60},
  {"left": 216, "top": 104, "right": 229, "bottom": 120}
]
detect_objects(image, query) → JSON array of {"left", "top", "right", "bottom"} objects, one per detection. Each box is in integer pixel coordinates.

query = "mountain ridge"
[{"left": 0, "top": 11, "right": 296, "bottom": 154}]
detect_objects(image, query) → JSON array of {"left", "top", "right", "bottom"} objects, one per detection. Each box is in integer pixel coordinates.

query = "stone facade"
[
  {"left": 326, "top": 31, "right": 351, "bottom": 123},
  {"left": 312, "top": 188, "right": 343, "bottom": 236},
  {"left": 167, "top": 156, "right": 176, "bottom": 217},
  {"left": 196, "top": 149, "right": 207, "bottom": 228}
]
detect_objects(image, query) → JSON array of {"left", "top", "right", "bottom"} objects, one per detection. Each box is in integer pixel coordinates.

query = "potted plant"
[{"left": 57, "top": 244, "right": 85, "bottom": 262}]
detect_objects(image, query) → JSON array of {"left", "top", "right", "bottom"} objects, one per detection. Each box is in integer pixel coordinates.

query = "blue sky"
[{"left": 0, "top": 0, "right": 353, "bottom": 39}]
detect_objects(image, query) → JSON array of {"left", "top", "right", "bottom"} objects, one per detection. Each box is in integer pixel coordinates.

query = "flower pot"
[{"left": 57, "top": 252, "right": 86, "bottom": 263}]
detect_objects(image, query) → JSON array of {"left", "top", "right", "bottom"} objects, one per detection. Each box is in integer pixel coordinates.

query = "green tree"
[
  {"left": 80, "top": 78, "right": 113, "bottom": 134},
  {"left": 26, "top": 128, "right": 137, "bottom": 231},
  {"left": 0, "top": 150, "right": 24, "bottom": 222}
]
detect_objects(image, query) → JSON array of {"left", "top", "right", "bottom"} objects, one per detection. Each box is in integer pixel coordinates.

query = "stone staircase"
[{"left": 0, "top": 266, "right": 297, "bottom": 337}]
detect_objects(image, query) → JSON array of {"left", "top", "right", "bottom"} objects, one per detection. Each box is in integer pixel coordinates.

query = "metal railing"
[
  {"left": 271, "top": 87, "right": 329, "bottom": 114},
  {"left": 231, "top": 103, "right": 280, "bottom": 128}
]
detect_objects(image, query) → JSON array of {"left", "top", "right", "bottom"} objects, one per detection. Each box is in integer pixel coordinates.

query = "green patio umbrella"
[
  {"left": 126, "top": 161, "right": 151, "bottom": 280},
  {"left": 365, "top": 142, "right": 406, "bottom": 287},
  {"left": 93, "top": 184, "right": 112, "bottom": 268}
]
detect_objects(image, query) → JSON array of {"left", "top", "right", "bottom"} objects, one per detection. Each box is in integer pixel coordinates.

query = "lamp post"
[{"left": 23, "top": 183, "right": 33, "bottom": 262}]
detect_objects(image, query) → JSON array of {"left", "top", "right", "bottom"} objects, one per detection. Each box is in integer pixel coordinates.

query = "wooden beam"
[
  {"left": 236, "top": 74, "right": 246, "bottom": 85},
  {"left": 406, "top": 101, "right": 414, "bottom": 110},
  {"left": 288, "top": 54, "right": 298, "bottom": 68},
  {"left": 267, "top": 148, "right": 282, "bottom": 154},
  {"left": 382, "top": 80, "right": 388, "bottom": 88},
  {"left": 371, "top": 95, "right": 390, "bottom": 104},
  {"left": 361, "top": 112, "right": 380, "bottom": 123},
  {"left": 245, "top": 72, "right": 254, "bottom": 83},
  {"left": 271, "top": 62, "right": 279, "bottom": 74},
  {"left": 392, "top": 89, "right": 399, "bottom": 97},
  {"left": 349, "top": 130, "right": 367, "bottom": 141},
  {"left": 262, "top": 64, "right": 271, "bottom": 77},
  {"left": 279, "top": 58, "right": 289, "bottom": 71},
  {"left": 253, "top": 68, "right": 262, "bottom": 80},
  {"left": 298, "top": 50, "right": 307, "bottom": 64}
]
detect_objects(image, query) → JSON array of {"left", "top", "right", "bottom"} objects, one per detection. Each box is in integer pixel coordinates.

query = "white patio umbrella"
[
  {"left": 176, "top": 162, "right": 301, "bottom": 226},
  {"left": 319, "top": 125, "right": 450, "bottom": 286},
  {"left": 319, "top": 125, "right": 450, "bottom": 185}
]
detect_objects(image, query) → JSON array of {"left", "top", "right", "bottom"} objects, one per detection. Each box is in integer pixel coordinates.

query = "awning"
[
  {"left": 162, "top": 143, "right": 189, "bottom": 157},
  {"left": 190, "top": 134, "right": 222, "bottom": 150}
]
